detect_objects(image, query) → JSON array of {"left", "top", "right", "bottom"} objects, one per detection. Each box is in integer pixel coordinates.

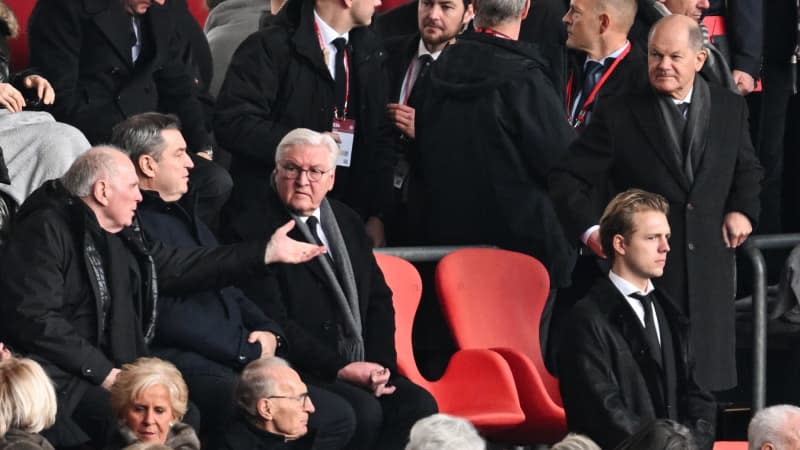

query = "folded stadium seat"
[
  {"left": 713, "top": 441, "right": 748, "bottom": 449},
  {"left": 436, "top": 248, "right": 567, "bottom": 444},
  {"left": 5, "top": 0, "right": 32, "bottom": 70},
  {"left": 373, "top": 252, "right": 526, "bottom": 434}
]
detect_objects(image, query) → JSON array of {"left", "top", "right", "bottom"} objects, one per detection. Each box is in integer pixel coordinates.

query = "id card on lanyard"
[
  {"left": 565, "top": 42, "right": 632, "bottom": 128},
  {"left": 332, "top": 118, "right": 355, "bottom": 167},
  {"left": 315, "top": 21, "right": 357, "bottom": 168}
]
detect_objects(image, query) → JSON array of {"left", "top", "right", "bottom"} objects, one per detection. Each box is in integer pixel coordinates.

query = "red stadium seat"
[
  {"left": 713, "top": 441, "right": 748, "bottom": 450},
  {"left": 374, "top": 252, "right": 526, "bottom": 434},
  {"left": 187, "top": 0, "right": 209, "bottom": 26},
  {"left": 436, "top": 248, "right": 567, "bottom": 444}
]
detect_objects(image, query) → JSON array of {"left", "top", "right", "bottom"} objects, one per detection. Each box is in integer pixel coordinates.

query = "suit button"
[
  {"left": 687, "top": 202, "right": 694, "bottom": 211},
  {"left": 688, "top": 243, "right": 695, "bottom": 251},
  {"left": 322, "top": 320, "right": 333, "bottom": 331},
  {"left": 238, "top": 355, "right": 246, "bottom": 362}
]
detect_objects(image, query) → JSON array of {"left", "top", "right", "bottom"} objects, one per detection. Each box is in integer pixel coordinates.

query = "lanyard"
[
  {"left": 474, "top": 27, "right": 514, "bottom": 40},
  {"left": 402, "top": 56, "right": 428, "bottom": 104},
  {"left": 565, "top": 42, "right": 632, "bottom": 128},
  {"left": 314, "top": 22, "right": 350, "bottom": 118}
]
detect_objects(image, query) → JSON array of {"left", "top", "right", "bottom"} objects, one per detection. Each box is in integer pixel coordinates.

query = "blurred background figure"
[
  {"left": 404, "top": 414, "right": 485, "bottom": 450},
  {"left": 108, "top": 358, "right": 200, "bottom": 450},
  {"left": 551, "top": 433, "right": 602, "bottom": 450},
  {"left": 0, "top": 357, "right": 58, "bottom": 450}
]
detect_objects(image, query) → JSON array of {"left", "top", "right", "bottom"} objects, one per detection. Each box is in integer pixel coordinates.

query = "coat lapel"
[
  {"left": 92, "top": 1, "right": 137, "bottom": 68},
  {"left": 630, "top": 93, "right": 691, "bottom": 192}
]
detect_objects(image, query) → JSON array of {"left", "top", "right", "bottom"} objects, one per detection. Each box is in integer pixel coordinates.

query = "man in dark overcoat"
[
  {"left": 550, "top": 15, "right": 763, "bottom": 391},
  {"left": 559, "top": 189, "right": 716, "bottom": 449},
  {"left": 226, "top": 128, "right": 437, "bottom": 450},
  {"left": 214, "top": 0, "right": 394, "bottom": 246}
]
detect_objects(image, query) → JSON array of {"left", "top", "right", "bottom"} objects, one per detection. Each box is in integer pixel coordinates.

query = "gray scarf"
[
  {"left": 291, "top": 199, "right": 365, "bottom": 362},
  {"left": 655, "top": 76, "right": 711, "bottom": 185}
]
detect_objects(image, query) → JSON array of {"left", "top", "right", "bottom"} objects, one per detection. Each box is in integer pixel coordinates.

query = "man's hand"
[
  {"left": 248, "top": 331, "right": 278, "bottom": 358},
  {"left": 337, "top": 361, "right": 397, "bottom": 397},
  {"left": 265, "top": 220, "right": 326, "bottom": 264},
  {"left": 722, "top": 211, "right": 753, "bottom": 248},
  {"left": 732, "top": 70, "right": 755, "bottom": 95},
  {"left": 0, "top": 83, "right": 25, "bottom": 112},
  {"left": 386, "top": 103, "right": 416, "bottom": 138},
  {"left": 101, "top": 368, "right": 121, "bottom": 391},
  {"left": 587, "top": 229, "right": 608, "bottom": 259},
  {"left": 0, "top": 342, "right": 12, "bottom": 361},
  {"left": 195, "top": 151, "right": 213, "bottom": 161},
  {"left": 23, "top": 75, "right": 55, "bottom": 105},
  {"left": 365, "top": 216, "right": 385, "bottom": 248}
]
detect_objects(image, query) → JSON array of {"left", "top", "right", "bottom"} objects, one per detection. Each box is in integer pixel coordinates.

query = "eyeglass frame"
[
  {"left": 267, "top": 392, "right": 312, "bottom": 407},
  {"left": 278, "top": 163, "right": 332, "bottom": 182}
]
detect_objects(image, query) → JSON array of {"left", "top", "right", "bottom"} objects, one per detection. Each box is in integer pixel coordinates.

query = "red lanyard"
[
  {"left": 565, "top": 42, "right": 632, "bottom": 128},
  {"left": 314, "top": 22, "right": 350, "bottom": 118},
  {"left": 474, "top": 27, "right": 514, "bottom": 40}
]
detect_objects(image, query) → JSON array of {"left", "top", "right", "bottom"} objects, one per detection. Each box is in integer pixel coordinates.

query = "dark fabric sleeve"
[
  {"left": 362, "top": 251, "right": 398, "bottom": 374},
  {"left": 0, "top": 214, "right": 114, "bottom": 385},
  {"left": 557, "top": 311, "right": 643, "bottom": 449},
  {"left": 726, "top": 0, "right": 763, "bottom": 78},
  {"left": 149, "top": 239, "right": 269, "bottom": 294},
  {"left": 364, "top": 64, "right": 396, "bottom": 220},
  {"left": 548, "top": 101, "right": 616, "bottom": 241},
  {"left": 153, "top": 13, "right": 212, "bottom": 152},
  {"left": 213, "top": 32, "right": 293, "bottom": 165},
  {"left": 28, "top": 0, "right": 119, "bottom": 128},
  {"left": 154, "top": 292, "right": 264, "bottom": 368},
  {"left": 724, "top": 95, "right": 763, "bottom": 225},
  {"left": 240, "top": 272, "right": 350, "bottom": 380},
  {"left": 683, "top": 373, "right": 717, "bottom": 450}
]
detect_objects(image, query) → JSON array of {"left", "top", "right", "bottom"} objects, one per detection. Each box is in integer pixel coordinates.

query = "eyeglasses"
[
  {"left": 279, "top": 163, "right": 331, "bottom": 182},
  {"left": 268, "top": 392, "right": 311, "bottom": 407}
]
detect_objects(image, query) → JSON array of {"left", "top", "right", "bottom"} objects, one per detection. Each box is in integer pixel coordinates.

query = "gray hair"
[
  {"left": 649, "top": 15, "right": 704, "bottom": 52},
  {"left": 110, "top": 112, "right": 182, "bottom": 165},
  {"left": 473, "top": 0, "right": 526, "bottom": 28},
  {"left": 404, "top": 414, "right": 485, "bottom": 450},
  {"left": 551, "top": 433, "right": 602, "bottom": 450},
  {"left": 748, "top": 404, "right": 800, "bottom": 450},
  {"left": 275, "top": 128, "right": 340, "bottom": 169},
  {"left": 236, "top": 357, "right": 292, "bottom": 420},
  {"left": 0, "top": 357, "right": 57, "bottom": 437},
  {"left": 61, "top": 146, "right": 125, "bottom": 198}
]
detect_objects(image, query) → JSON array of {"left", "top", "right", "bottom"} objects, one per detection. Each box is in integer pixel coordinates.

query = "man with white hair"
[
  {"left": 227, "top": 128, "right": 437, "bottom": 450},
  {"left": 405, "top": 414, "right": 485, "bottom": 450},
  {"left": 0, "top": 146, "right": 324, "bottom": 448},
  {"left": 748, "top": 405, "right": 800, "bottom": 450}
]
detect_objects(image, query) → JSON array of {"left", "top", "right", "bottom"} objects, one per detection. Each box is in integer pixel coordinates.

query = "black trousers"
[{"left": 314, "top": 375, "right": 437, "bottom": 450}]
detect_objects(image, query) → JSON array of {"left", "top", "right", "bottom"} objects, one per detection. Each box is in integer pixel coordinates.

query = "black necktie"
[
  {"left": 306, "top": 216, "right": 336, "bottom": 268},
  {"left": 407, "top": 54, "right": 433, "bottom": 107},
  {"left": 676, "top": 102, "right": 689, "bottom": 119},
  {"left": 630, "top": 292, "right": 662, "bottom": 365},
  {"left": 332, "top": 37, "right": 348, "bottom": 116},
  {"left": 580, "top": 60, "right": 604, "bottom": 102}
]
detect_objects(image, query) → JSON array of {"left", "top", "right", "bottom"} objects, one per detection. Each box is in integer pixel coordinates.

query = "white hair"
[
  {"left": 551, "top": 433, "right": 602, "bottom": 450},
  {"left": 748, "top": 405, "right": 800, "bottom": 450},
  {"left": 405, "top": 414, "right": 485, "bottom": 450},
  {"left": 274, "top": 128, "right": 340, "bottom": 169}
]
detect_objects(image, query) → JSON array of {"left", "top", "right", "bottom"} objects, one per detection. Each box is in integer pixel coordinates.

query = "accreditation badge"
[{"left": 332, "top": 118, "right": 355, "bottom": 167}]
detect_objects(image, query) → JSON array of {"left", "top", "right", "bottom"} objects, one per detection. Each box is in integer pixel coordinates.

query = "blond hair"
[
  {"left": 0, "top": 357, "right": 57, "bottom": 437},
  {"left": 110, "top": 358, "right": 189, "bottom": 421}
]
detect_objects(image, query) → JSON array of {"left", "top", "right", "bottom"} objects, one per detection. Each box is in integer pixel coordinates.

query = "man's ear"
[
  {"left": 341, "top": 0, "right": 354, "bottom": 9},
  {"left": 520, "top": 0, "right": 531, "bottom": 20},
  {"left": 258, "top": 398, "right": 273, "bottom": 421},
  {"left": 694, "top": 48, "right": 708, "bottom": 72},
  {"left": 598, "top": 13, "right": 610, "bottom": 34},
  {"left": 138, "top": 154, "right": 157, "bottom": 179},
  {"left": 462, "top": 4, "right": 474, "bottom": 25},
  {"left": 612, "top": 234, "right": 626, "bottom": 256},
  {"left": 92, "top": 179, "right": 110, "bottom": 207}
]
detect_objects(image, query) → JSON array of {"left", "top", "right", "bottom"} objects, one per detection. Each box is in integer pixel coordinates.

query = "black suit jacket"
[
  {"left": 385, "top": 33, "right": 420, "bottom": 103},
  {"left": 549, "top": 82, "right": 763, "bottom": 389},
  {"left": 558, "top": 278, "right": 716, "bottom": 449},
  {"left": 28, "top": 0, "right": 209, "bottom": 150},
  {"left": 226, "top": 189, "right": 397, "bottom": 382}
]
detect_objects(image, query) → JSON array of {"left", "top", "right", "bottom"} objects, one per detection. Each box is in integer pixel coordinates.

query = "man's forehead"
[{"left": 282, "top": 144, "right": 329, "bottom": 161}]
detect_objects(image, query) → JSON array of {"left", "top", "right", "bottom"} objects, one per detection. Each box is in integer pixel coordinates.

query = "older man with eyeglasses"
[{"left": 225, "top": 128, "right": 437, "bottom": 450}]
